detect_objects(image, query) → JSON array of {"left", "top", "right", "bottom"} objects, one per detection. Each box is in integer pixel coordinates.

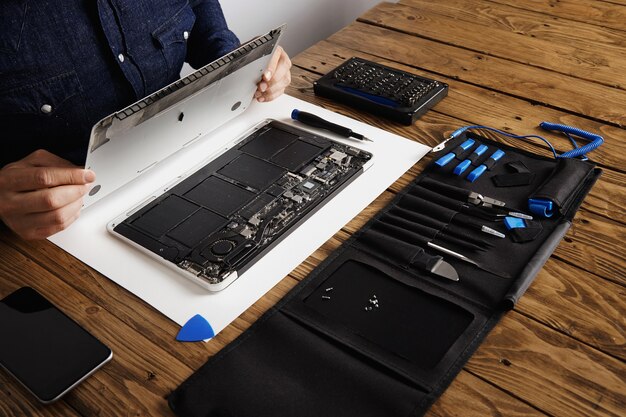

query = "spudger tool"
[
  {"left": 291, "top": 109, "right": 373, "bottom": 142},
  {"left": 427, "top": 242, "right": 511, "bottom": 279}
]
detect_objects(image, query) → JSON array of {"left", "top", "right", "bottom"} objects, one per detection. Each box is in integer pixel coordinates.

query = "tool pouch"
[
  {"left": 528, "top": 157, "right": 597, "bottom": 218},
  {"left": 169, "top": 131, "right": 601, "bottom": 417}
]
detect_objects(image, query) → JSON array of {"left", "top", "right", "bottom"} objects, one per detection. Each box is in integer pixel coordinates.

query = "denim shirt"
[{"left": 0, "top": 0, "right": 239, "bottom": 167}]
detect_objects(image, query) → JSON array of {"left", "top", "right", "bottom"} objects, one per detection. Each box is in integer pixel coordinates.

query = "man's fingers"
[
  {"left": 260, "top": 70, "right": 291, "bottom": 102},
  {"left": 27, "top": 200, "right": 83, "bottom": 240},
  {"left": 3, "top": 198, "right": 83, "bottom": 240},
  {"left": 23, "top": 149, "right": 78, "bottom": 168},
  {"left": 29, "top": 197, "right": 83, "bottom": 229},
  {"left": 1, "top": 167, "right": 95, "bottom": 192},
  {"left": 270, "top": 49, "right": 291, "bottom": 82},
  {"left": 12, "top": 184, "right": 90, "bottom": 213},
  {"left": 31, "top": 212, "right": 81, "bottom": 239},
  {"left": 0, "top": 151, "right": 89, "bottom": 239},
  {"left": 256, "top": 48, "right": 292, "bottom": 102},
  {"left": 263, "top": 46, "right": 284, "bottom": 81}
]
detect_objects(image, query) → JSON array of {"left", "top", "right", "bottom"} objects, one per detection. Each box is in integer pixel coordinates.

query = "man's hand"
[
  {"left": 255, "top": 46, "right": 292, "bottom": 102},
  {"left": 0, "top": 150, "right": 95, "bottom": 240}
]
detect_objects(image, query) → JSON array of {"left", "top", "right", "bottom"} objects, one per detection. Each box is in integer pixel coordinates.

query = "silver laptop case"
[{"left": 83, "top": 25, "right": 285, "bottom": 208}]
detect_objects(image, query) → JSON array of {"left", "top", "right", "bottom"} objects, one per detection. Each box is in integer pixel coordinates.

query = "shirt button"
[
  {"left": 118, "top": 53, "right": 125, "bottom": 63},
  {"left": 183, "top": 31, "right": 189, "bottom": 40},
  {"left": 40, "top": 104, "right": 53, "bottom": 114}
]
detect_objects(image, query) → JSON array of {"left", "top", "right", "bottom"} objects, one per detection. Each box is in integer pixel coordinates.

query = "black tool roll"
[{"left": 168, "top": 131, "right": 602, "bottom": 417}]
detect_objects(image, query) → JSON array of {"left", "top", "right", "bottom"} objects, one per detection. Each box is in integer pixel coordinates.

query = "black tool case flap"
[{"left": 169, "top": 132, "right": 601, "bottom": 417}]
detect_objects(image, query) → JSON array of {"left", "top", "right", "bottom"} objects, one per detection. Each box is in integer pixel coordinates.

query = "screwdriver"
[{"left": 291, "top": 109, "right": 373, "bottom": 142}]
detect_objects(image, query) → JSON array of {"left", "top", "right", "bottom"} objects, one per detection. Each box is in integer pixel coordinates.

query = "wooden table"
[{"left": 1, "top": 1, "right": 624, "bottom": 416}]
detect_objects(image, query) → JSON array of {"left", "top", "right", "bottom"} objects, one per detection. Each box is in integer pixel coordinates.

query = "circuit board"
[{"left": 110, "top": 120, "right": 372, "bottom": 290}]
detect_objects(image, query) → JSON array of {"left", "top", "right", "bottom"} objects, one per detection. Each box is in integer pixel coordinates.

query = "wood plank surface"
[
  {"left": 482, "top": 0, "right": 626, "bottom": 32},
  {"left": 400, "top": 0, "right": 626, "bottom": 48},
  {"left": 1, "top": 1, "right": 624, "bottom": 416},
  {"left": 518, "top": 258, "right": 626, "bottom": 361},
  {"left": 0, "top": 370, "right": 82, "bottom": 417},
  {"left": 467, "top": 312, "right": 626, "bottom": 417},
  {"left": 325, "top": 22, "right": 626, "bottom": 126},
  {"left": 428, "top": 371, "right": 548, "bottom": 417},
  {"left": 366, "top": 1, "right": 626, "bottom": 88}
]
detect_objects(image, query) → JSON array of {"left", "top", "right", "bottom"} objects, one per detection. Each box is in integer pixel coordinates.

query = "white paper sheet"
[{"left": 49, "top": 95, "right": 431, "bottom": 337}]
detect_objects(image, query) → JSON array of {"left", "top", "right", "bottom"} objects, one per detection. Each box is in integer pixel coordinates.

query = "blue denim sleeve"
[{"left": 186, "top": 0, "right": 240, "bottom": 69}]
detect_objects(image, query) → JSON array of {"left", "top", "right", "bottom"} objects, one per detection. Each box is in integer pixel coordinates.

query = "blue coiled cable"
[
  {"left": 538, "top": 122, "right": 603, "bottom": 159},
  {"left": 448, "top": 122, "right": 603, "bottom": 159}
]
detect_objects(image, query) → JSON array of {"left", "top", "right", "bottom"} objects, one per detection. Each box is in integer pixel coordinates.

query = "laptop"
[{"left": 83, "top": 26, "right": 373, "bottom": 291}]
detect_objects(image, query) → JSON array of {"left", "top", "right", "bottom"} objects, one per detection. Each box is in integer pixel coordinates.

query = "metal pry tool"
[
  {"left": 427, "top": 242, "right": 511, "bottom": 279},
  {"left": 428, "top": 257, "right": 459, "bottom": 281},
  {"left": 359, "top": 228, "right": 459, "bottom": 281}
]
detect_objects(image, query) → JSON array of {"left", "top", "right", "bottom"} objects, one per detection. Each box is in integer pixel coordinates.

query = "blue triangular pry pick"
[{"left": 177, "top": 314, "right": 215, "bottom": 342}]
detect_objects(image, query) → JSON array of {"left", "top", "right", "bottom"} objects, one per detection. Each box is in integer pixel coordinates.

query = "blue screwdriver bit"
[
  {"left": 434, "top": 139, "right": 475, "bottom": 167},
  {"left": 454, "top": 144, "right": 488, "bottom": 175},
  {"left": 467, "top": 149, "right": 505, "bottom": 182}
]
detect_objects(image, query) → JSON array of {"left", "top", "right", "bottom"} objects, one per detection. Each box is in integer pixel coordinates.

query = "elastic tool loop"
[{"left": 528, "top": 198, "right": 554, "bottom": 218}]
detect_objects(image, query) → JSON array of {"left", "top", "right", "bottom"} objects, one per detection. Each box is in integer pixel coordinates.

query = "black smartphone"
[{"left": 0, "top": 287, "right": 112, "bottom": 403}]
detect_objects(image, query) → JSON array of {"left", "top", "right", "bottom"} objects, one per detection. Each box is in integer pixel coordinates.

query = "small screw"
[
  {"left": 321, "top": 295, "right": 331, "bottom": 300},
  {"left": 325, "top": 287, "right": 334, "bottom": 292}
]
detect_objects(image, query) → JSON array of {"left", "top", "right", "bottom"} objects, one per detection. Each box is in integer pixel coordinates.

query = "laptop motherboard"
[{"left": 110, "top": 120, "right": 372, "bottom": 290}]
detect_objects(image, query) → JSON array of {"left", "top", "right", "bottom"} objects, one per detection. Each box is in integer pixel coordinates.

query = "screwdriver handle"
[{"left": 291, "top": 109, "right": 353, "bottom": 137}]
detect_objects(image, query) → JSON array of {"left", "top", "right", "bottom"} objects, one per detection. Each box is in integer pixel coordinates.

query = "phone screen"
[{"left": 0, "top": 287, "right": 112, "bottom": 403}]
